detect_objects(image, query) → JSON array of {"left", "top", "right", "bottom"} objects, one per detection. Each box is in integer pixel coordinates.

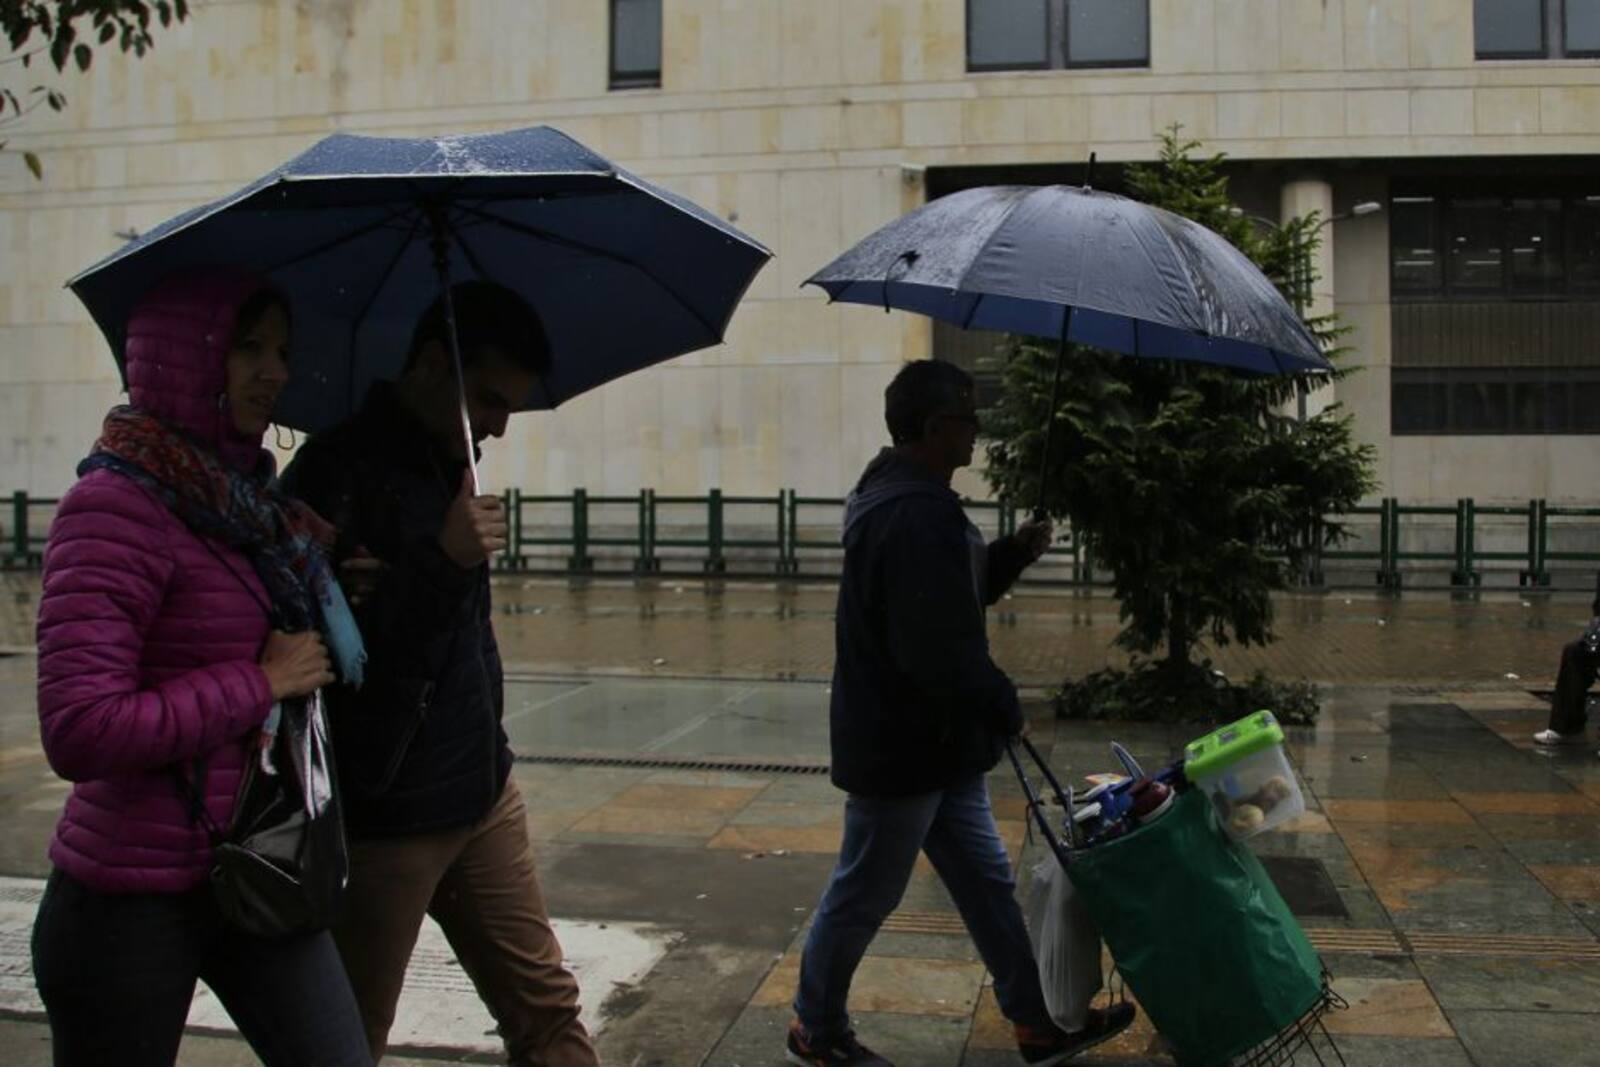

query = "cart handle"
[{"left": 1005, "top": 736, "right": 1076, "bottom": 868}]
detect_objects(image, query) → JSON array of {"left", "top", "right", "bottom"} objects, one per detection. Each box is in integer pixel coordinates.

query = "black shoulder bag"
[{"left": 175, "top": 541, "right": 350, "bottom": 939}]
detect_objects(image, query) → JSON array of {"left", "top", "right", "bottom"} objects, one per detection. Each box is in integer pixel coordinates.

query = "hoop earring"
[{"left": 273, "top": 424, "right": 297, "bottom": 450}]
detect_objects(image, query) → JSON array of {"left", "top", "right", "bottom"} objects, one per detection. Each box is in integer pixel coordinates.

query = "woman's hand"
[{"left": 259, "top": 630, "right": 335, "bottom": 701}]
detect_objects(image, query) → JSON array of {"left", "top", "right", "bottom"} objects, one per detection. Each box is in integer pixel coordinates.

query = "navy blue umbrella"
[
  {"left": 69, "top": 126, "right": 770, "bottom": 484},
  {"left": 806, "top": 182, "right": 1328, "bottom": 374},
  {"left": 806, "top": 181, "right": 1330, "bottom": 512}
]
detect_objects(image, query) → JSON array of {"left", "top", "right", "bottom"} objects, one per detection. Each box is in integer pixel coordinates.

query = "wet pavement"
[{"left": 0, "top": 578, "right": 1597, "bottom": 1065}]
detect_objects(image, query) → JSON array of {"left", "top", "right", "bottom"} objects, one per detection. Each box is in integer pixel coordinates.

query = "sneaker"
[
  {"left": 785, "top": 1019, "right": 893, "bottom": 1066},
  {"left": 1015, "top": 1003, "right": 1137, "bottom": 1066},
  {"left": 1534, "top": 728, "right": 1587, "bottom": 747}
]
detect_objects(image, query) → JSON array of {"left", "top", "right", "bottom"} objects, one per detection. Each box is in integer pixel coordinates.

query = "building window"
[
  {"left": 1390, "top": 190, "right": 1600, "bottom": 301},
  {"left": 1390, "top": 184, "right": 1600, "bottom": 435},
  {"left": 1392, "top": 368, "right": 1600, "bottom": 434},
  {"left": 610, "top": 0, "right": 661, "bottom": 89},
  {"left": 967, "top": 0, "right": 1149, "bottom": 71},
  {"left": 1475, "top": 0, "right": 1600, "bottom": 59}
]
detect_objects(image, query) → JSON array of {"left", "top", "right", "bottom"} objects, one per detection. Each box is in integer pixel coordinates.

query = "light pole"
[{"left": 1231, "top": 201, "right": 1382, "bottom": 421}]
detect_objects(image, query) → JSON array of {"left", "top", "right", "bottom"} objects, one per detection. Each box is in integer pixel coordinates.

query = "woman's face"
[{"left": 224, "top": 302, "right": 290, "bottom": 437}]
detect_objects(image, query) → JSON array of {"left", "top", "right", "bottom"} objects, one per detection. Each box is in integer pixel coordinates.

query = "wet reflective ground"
[{"left": 0, "top": 580, "right": 1597, "bottom": 1064}]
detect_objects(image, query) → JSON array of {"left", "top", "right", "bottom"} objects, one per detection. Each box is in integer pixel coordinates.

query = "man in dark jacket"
[
  {"left": 281, "top": 283, "right": 597, "bottom": 1067},
  {"left": 1534, "top": 572, "right": 1600, "bottom": 754},
  {"left": 785, "top": 361, "right": 1134, "bottom": 1067}
]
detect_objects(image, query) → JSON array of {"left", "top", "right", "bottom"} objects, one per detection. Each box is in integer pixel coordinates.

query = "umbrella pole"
[
  {"left": 427, "top": 206, "right": 481, "bottom": 493},
  {"left": 1031, "top": 308, "right": 1073, "bottom": 521}
]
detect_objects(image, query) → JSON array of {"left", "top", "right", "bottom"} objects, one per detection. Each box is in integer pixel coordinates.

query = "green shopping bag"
[{"left": 1064, "top": 788, "right": 1323, "bottom": 1067}]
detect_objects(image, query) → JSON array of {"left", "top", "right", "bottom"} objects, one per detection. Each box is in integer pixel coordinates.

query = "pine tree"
[{"left": 982, "top": 127, "right": 1377, "bottom": 721}]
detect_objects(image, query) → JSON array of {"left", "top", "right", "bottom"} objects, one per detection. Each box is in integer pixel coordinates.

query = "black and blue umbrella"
[
  {"left": 805, "top": 181, "right": 1330, "bottom": 511},
  {"left": 69, "top": 125, "right": 771, "bottom": 485},
  {"left": 806, "top": 182, "right": 1327, "bottom": 374}
]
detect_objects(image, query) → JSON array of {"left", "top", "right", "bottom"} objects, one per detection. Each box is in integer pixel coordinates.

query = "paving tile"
[
  {"left": 750, "top": 952, "right": 986, "bottom": 1017},
  {"left": 1528, "top": 864, "right": 1600, "bottom": 901},
  {"left": 1321, "top": 977, "right": 1454, "bottom": 1038},
  {"left": 1451, "top": 1008, "right": 1600, "bottom": 1065},
  {"left": 565, "top": 802, "right": 733, "bottom": 839},
  {"left": 728, "top": 801, "right": 842, "bottom": 828},
  {"left": 706, "top": 822, "right": 843, "bottom": 855},
  {"left": 606, "top": 782, "right": 765, "bottom": 813},
  {"left": 1323, "top": 799, "right": 1476, "bottom": 825},
  {"left": 1414, "top": 955, "right": 1600, "bottom": 1014},
  {"left": 1306, "top": 1034, "right": 1476, "bottom": 1066},
  {"left": 1383, "top": 878, "right": 1591, "bottom": 937},
  {"left": 1453, "top": 791, "right": 1598, "bottom": 816}
]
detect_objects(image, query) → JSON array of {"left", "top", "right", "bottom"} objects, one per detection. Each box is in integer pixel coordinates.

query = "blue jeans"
[{"left": 794, "top": 775, "right": 1051, "bottom": 1040}]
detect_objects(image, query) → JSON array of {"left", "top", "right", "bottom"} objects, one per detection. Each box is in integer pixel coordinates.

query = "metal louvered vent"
[{"left": 513, "top": 751, "right": 830, "bottom": 775}]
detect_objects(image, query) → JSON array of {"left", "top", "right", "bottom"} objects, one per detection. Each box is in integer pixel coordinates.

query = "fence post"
[
  {"left": 705, "top": 488, "right": 726, "bottom": 573},
  {"left": 632, "top": 489, "right": 651, "bottom": 573},
  {"left": 1534, "top": 498, "right": 1550, "bottom": 587},
  {"left": 499, "top": 487, "right": 520, "bottom": 570},
  {"left": 1451, "top": 498, "right": 1478, "bottom": 587},
  {"left": 10, "top": 490, "right": 26, "bottom": 564},
  {"left": 569, "top": 488, "right": 592, "bottom": 572},
  {"left": 774, "top": 492, "right": 788, "bottom": 576},
  {"left": 1379, "top": 497, "right": 1398, "bottom": 589},
  {"left": 1306, "top": 517, "right": 1325, "bottom": 588},
  {"left": 783, "top": 490, "right": 798, "bottom": 575}
]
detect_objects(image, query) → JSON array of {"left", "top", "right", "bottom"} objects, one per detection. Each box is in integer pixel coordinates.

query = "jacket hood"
[
  {"left": 123, "top": 267, "right": 281, "bottom": 473},
  {"left": 841, "top": 448, "right": 956, "bottom": 538}
]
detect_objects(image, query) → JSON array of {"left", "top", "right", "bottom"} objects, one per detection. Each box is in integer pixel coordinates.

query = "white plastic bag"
[{"left": 1025, "top": 855, "right": 1103, "bottom": 1032}]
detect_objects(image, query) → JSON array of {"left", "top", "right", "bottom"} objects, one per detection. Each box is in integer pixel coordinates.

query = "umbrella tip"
[{"left": 1083, "top": 152, "right": 1097, "bottom": 191}]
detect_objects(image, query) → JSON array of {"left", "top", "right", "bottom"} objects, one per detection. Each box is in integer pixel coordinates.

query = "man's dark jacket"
[
  {"left": 830, "top": 449, "right": 1030, "bottom": 796},
  {"left": 280, "top": 384, "right": 509, "bottom": 837}
]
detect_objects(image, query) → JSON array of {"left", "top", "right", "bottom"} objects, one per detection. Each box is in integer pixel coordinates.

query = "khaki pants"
[{"left": 333, "top": 778, "right": 598, "bottom": 1066}]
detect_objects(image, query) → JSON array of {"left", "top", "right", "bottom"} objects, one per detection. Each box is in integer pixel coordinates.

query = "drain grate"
[{"left": 514, "top": 750, "right": 831, "bottom": 775}]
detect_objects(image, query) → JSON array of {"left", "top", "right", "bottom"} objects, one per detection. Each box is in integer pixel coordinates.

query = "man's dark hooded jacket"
[
  {"left": 830, "top": 449, "right": 1031, "bottom": 796},
  {"left": 280, "top": 383, "right": 509, "bottom": 837}
]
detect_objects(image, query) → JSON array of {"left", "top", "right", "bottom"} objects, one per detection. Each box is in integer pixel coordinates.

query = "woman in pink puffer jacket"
[{"left": 30, "top": 269, "right": 371, "bottom": 1067}]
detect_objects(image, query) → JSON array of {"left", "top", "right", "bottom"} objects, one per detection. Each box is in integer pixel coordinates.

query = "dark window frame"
[
  {"left": 609, "top": 0, "right": 662, "bottom": 91},
  {"left": 965, "top": 0, "right": 1052, "bottom": 72},
  {"left": 1389, "top": 185, "right": 1600, "bottom": 303},
  {"left": 1391, "top": 366, "right": 1600, "bottom": 435},
  {"left": 1566, "top": 0, "right": 1600, "bottom": 56},
  {"left": 1474, "top": 0, "right": 1600, "bottom": 59},
  {"left": 966, "top": 0, "right": 1149, "bottom": 73}
]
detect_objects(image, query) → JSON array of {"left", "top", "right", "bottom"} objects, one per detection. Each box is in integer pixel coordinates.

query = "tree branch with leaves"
[{"left": 2, "top": 1, "right": 190, "bottom": 178}]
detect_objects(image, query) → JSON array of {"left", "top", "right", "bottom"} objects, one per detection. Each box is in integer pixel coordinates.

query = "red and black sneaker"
[
  {"left": 785, "top": 1018, "right": 894, "bottom": 1066},
  {"left": 1015, "top": 1003, "right": 1137, "bottom": 1066}
]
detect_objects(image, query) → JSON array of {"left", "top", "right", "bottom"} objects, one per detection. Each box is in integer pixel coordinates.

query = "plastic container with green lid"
[{"left": 1183, "top": 710, "right": 1304, "bottom": 840}]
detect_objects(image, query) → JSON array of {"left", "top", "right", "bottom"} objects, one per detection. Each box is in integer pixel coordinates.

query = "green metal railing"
[{"left": 7, "top": 488, "right": 1600, "bottom": 587}]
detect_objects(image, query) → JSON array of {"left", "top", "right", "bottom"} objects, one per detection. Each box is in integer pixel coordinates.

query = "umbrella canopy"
[
  {"left": 806, "top": 184, "right": 1329, "bottom": 375},
  {"left": 69, "top": 126, "right": 771, "bottom": 434}
]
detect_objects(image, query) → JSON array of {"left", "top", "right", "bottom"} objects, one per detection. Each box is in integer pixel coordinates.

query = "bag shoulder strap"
[{"left": 172, "top": 756, "right": 225, "bottom": 845}]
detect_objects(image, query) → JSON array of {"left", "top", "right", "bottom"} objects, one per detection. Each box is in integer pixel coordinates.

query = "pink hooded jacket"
[{"left": 36, "top": 269, "right": 282, "bottom": 893}]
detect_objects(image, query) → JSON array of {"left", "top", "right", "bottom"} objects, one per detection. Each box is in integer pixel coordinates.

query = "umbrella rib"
[
  {"left": 459, "top": 203, "right": 721, "bottom": 343},
  {"left": 265, "top": 203, "right": 421, "bottom": 274},
  {"left": 447, "top": 211, "right": 495, "bottom": 281},
  {"left": 343, "top": 211, "right": 429, "bottom": 414},
  {"left": 949, "top": 187, "right": 1040, "bottom": 314}
]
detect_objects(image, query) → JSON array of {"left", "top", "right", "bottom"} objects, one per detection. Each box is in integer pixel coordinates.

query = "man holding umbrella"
[
  {"left": 786, "top": 359, "right": 1135, "bottom": 1067},
  {"left": 280, "top": 282, "right": 598, "bottom": 1067}
]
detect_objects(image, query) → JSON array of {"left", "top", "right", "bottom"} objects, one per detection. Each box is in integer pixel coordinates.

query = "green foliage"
[
  {"left": 983, "top": 126, "right": 1377, "bottom": 708},
  {"left": 1056, "top": 661, "right": 1321, "bottom": 727},
  {"left": 2, "top": 2, "right": 189, "bottom": 178}
]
